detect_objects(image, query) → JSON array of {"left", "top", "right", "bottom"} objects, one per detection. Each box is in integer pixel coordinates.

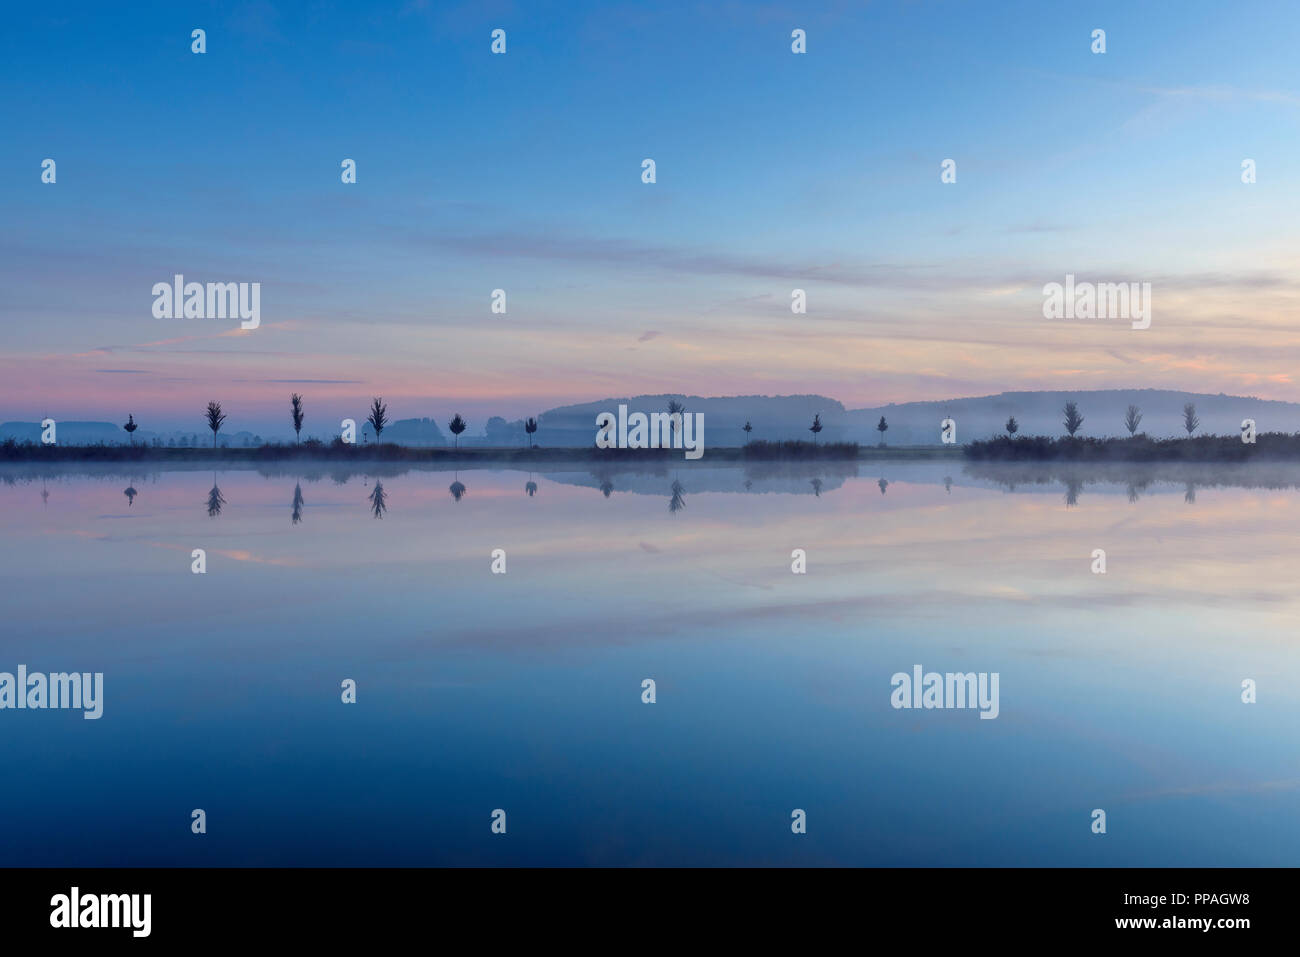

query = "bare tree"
[
  {"left": 1005, "top": 416, "right": 1018, "bottom": 436},
  {"left": 367, "top": 397, "right": 388, "bottom": 446},
  {"left": 809, "top": 413, "right": 823, "bottom": 445},
  {"left": 1183, "top": 402, "right": 1200, "bottom": 436},
  {"left": 205, "top": 402, "right": 226, "bottom": 448},
  {"left": 1124, "top": 404, "right": 1142, "bottom": 436},
  {"left": 290, "top": 394, "right": 305, "bottom": 445},
  {"left": 742, "top": 420, "right": 753, "bottom": 445},
  {"left": 1063, "top": 401, "right": 1084, "bottom": 436},
  {"left": 525, "top": 417, "right": 538, "bottom": 448}
]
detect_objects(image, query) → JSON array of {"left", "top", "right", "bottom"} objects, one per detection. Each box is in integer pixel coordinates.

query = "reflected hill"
[{"left": 541, "top": 462, "right": 859, "bottom": 497}]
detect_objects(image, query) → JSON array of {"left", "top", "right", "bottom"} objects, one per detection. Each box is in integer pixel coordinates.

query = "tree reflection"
[
  {"left": 206, "top": 478, "right": 225, "bottom": 518},
  {"left": 369, "top": 480, "right": 388, "bottom": 518},
  {"left": 668, "top": 478, "right": 686, "bottom": 514}
]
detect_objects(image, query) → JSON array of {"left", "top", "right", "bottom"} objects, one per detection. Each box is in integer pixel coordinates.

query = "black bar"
[{"left": 0, "top": 868, "right": 1278, "bottom": 943}]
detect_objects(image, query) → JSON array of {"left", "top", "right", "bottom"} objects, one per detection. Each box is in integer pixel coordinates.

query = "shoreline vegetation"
[
  {"left": 964, "top": 433, "right": 1299, "bottom": 462},
  {"left": 6, "top": 433, "right": 1299, "bottom": 464},
  {"left": 0, "top": 437, "right": 953, "bottom": 463},
  {"left": 6, "top": 433, "right": 1300, "bottom": 463}
]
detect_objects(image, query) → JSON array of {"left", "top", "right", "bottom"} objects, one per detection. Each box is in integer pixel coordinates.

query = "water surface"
[{"left": 1, "top": 461, "right": 1296, "bottom": 865}]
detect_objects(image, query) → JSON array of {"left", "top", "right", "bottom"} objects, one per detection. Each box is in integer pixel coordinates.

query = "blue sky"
[{"left": 3, "top": 0, "right": 1299, "bottom": 434}]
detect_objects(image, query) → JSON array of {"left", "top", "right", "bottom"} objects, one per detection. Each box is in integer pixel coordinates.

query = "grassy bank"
[
  {"left": 964, "top": 433, "right": 1300, "bottom": 462},
  {"left": 0, "top": 438, "right": 964, "bottom": 464}
]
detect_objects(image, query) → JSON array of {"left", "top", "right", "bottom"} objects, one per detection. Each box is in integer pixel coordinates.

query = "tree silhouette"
[
  {"left": 123, "top": 484, "right": 137, "bottom": 506},
  {"left": 525, "top": 417, "right": 538, "bottom": 448},
  {"left": 1124, "top": 404, "right": 1143, "bottom": 436},
  {"left": 878, "top": 478, "right": 889, "bottom": 496},
  {"left": 525, "top": 480, "right": 538, "bottom": 497},
  {"left": 367, "top": 397, "right": 388, "bottom": 446},
  {"left": 1183, "top": 402, "right": 1200, "bottom": 436},
  {"left": 1063, "top": 400, "right": 1084, "bottom": 436},
  {"left": 809, "top": 413, "right": 823, "bottom": 445},
  {"left": 449, "top": 478, "right": 467, "bottom": 502},
  {"left": 665, "top": 399, "right": 685, "bottom": 444},
  {"left": 810, "top": 477, "right": 823, "bottom": 497},
  {"left": 1005, "top": 416, "right": 1019, "bottom": 436},
  {"left": 448, "top": 413, "right": 467, "bottom": 449},
  {"left": 123, "top": 414, "right": 138, "bottom": 446},
  {"left": 205, "top": 402, "right": 226, "bottom": 448},
  {"left": 291, "top": 482, "right": 305, "bottom": 524},
  {"left": 742, "top": 420, "right": 753, "bottom": 445},
  {"left": 291, "top": 394, "right": 305, "bottom": 445},
  {"left": 876, "top": 416, "right": 888, "bottom": 446}
]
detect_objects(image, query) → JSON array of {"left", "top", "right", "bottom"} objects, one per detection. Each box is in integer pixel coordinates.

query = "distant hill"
[
  {"left": 0, "top": 421, "right": 265, "bottom": 447},
  {"left": 532, "top": 394, "right": 847, "bottom": 447},
  {"left": 844, "top": 389, "right": 1299, "bottom": 444},
  {"left": 527, "top": 390, "right": 1300, "bottom": 447},
  {"left": 360, "top": 417, "right": 448, "bottom": 446},
  {"left": 1, "top": 421, "right": 123, "bottom": 445}
]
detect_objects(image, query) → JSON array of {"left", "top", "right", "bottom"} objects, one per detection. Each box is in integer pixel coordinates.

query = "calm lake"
[{"left": 1, "top": 460, "right": 1297, "bottom": 865}]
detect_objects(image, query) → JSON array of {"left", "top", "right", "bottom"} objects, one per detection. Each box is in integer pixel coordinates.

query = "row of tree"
[
  {"left": 743, "top": 413, "right": 890, "bottom": 445},
  {"left": 1004, "top": 401, "right": 1201, "bottom": 438},
  {"left": 793, "top": 403, "right": 1200, "bottom": 445},
  {"left": 117, "top": 398, "right": 1203, "bottom": 449},
  {"left": 121, "top": 396, "right": 543, "bottom": 449}
]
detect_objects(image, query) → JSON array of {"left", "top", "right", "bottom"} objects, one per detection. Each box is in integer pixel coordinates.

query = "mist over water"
[{"left": 2, "top": 461, "right": 1297, "bottom": 865}]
